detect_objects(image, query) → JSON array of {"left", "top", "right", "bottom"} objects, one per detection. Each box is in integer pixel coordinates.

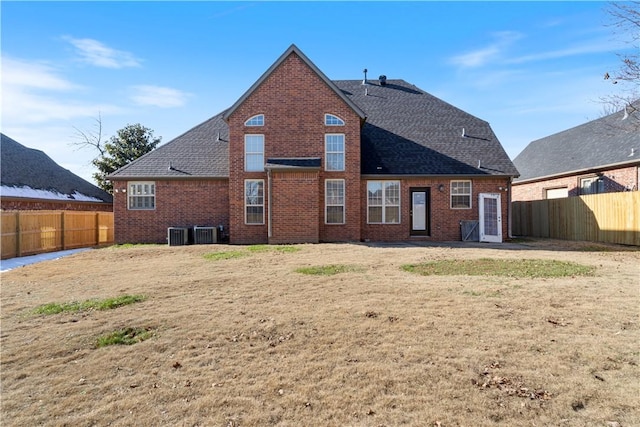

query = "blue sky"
[{"left": 1, "top": 1, "right": 632, "bottom": 184}]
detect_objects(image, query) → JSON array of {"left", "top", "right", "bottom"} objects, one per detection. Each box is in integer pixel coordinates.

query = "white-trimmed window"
[
  {"left": 128, "top": 182, "right": 155, "bottom": 210},
  {"left": 245, "top": 134, "right": 264, "bottom": 172},
  {"left": 325, "top": 134, "right": 345, "bottom": 171},
  {"left": 325, "top": 114, "right": 345, "bottom": 126},
  {"left": 245, "top": 114, "right": 264, "bottom": 126},
  {"left": 325, "top": 179, "right": 345, "bottom": 224},
  {"left": 580, "top": 176, "right": 604, "bottom": 195},
  {"left": 367, "top": 181, "right": 400, "bottom": 224},
  {"left": 245, "top": 180, "right": 264, "bottom": 224},
  {"left": 451, "top": 180, "right": 472, "bottom": 209}
]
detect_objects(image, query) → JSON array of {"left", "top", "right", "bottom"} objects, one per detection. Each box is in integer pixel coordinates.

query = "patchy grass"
[
  {"left": 295, "top": 264, "right": 365, "bottom": 275},
  {"left": 203, "top": 250, "right": 247, "bottom": 261},
  {"left": 402, "top": 258, "right": 595, "bottom": 278},
  {"left": 247, "top": 244, "right": 300, "bottom": 253},
  {"left": 96, "top": 327, "right": 154, "bottom": 348},
  {"left": 32, "top": 295, "right": 145, "bottom": 315}
]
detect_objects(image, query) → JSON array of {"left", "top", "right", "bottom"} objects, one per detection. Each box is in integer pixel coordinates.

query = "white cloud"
[
  {"left": 129, "top": 85, "right": 191, "bottom": 108},
  {"left": 2, "top": 57, "right": 78, "bottom": 90},
  {"left": 63, "top": 36, "right": 141, "bottom": 68},
  {"left": 449, "top": 31, "right": 523, "bottom": 68},
  {"left": 505, "top": 39, "right": 624, "bottom": 65}
]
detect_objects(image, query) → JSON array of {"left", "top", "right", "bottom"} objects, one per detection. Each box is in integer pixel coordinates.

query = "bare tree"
[
  {"left": 602, "top": 1, "right": 639, "bottom": 123},
  {"left": 71, "top": 113, "right": 106, "bottom": 157}
]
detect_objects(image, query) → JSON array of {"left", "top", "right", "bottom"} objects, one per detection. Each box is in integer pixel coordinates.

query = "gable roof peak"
[{"left": 222, "top": 44, "right": 366, "bottom": 121}]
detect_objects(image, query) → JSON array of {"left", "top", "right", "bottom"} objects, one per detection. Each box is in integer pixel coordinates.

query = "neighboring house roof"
[
  {"left": 1, "top": 133, "right": 112, "bottom": 203},
  {"left": 513, "top": 103, "right": 639, "bottom": 183},
  {"left": 110, "top": 48, "right": 518, "bottom": 180}
]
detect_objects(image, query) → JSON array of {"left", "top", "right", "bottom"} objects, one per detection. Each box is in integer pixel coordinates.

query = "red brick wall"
[
  {"left": 361, "top": 177, "right": 512, "bottom": 241},
  {"left": 112, "top": 179, "right": 229, "bottom": 244},
  {"left": 1, "top": 198, "right": 112, "bottom": 212},
  {"left": 269, "top": 171, "right": 319, "bottom": 244},
  {"left": 512, "top": 165, "right": 639, "bottom": 201},
  {"left": 226, "top": 52, "right": 362, "bottom": 244}
]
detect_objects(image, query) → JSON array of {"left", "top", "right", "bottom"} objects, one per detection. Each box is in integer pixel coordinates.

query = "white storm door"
[{"left": 479, "top": 193, "right": 502, "bottom": 243}]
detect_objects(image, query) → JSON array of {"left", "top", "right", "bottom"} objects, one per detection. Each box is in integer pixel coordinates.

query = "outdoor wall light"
[{"left": 438, "top": 184, "right": 445, "bottom": 192}]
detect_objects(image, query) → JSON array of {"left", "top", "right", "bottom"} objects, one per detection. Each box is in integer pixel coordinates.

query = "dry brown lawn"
[{"left": 1, "top": 239, "right": 638, "bottom": 427}]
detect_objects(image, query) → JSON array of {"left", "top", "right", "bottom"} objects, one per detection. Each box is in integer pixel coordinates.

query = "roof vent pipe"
[
  {"left": 379, "top": 75, "right": 387, "bottom": 86},
  {"left": 362, "top": 68, "right": 368, "bottom": 85}
]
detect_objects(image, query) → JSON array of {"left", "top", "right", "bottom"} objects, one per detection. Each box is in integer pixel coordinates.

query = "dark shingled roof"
[
  {"left": 109, "top": 112, "right": 229, "bottom": 179},
  {"left": 265, "top": 157, "right": 321, "bottom": 170},
  {"left": 513, "top": 104, "right": 639, "bottom": 182},
  {"left": 110, "top": 52, "right": 518, "bottom": 180},
  {"left": 1, "top": 133, "right": 112, "bottom": 203},
  {"left": 334, "top": 79, "right": 518, "bottom": 176}
]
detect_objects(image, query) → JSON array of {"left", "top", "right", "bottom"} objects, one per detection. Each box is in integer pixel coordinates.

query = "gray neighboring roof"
[
  {"left": 513, "top": 103, "right": 639, "bottom": 183},
  {"left": 108, "top": 113, "right": 229, "bottom": 180},
  {"left": 334, "top": 79, "right": 518, "bottom": 176},
  {"left": 223, "top": 44, "right": 366, "bottom": 122},
  {"left": 1, "top": 133, "right": 112, "bottom": 203}
]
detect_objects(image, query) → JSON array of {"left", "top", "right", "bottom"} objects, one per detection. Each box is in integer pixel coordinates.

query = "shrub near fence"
[
  {"left": 1, "top": 210, "right": 114, "bottom": 259},
  {"left": 512, "top": 192, "right": 640, "bottom": 246}
]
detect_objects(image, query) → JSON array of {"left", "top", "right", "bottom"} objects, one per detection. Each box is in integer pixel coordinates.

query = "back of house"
[{"left": 109, "top": 45, "right": 518, "bottom": 245}]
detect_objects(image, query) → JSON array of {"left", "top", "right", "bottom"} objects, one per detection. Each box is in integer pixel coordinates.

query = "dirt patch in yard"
[{"left": 1, "top": 239, "right": 638, "bottom": 426}]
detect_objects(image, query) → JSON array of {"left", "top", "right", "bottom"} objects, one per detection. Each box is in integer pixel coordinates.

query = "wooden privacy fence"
[
  {"left": 1, "top": 210, "right": 114, "bottom": 259},
  {"left": 512, "top": 192, "right": 640, "bottom": 246}
]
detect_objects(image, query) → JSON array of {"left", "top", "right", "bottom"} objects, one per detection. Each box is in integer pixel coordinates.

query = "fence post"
[
  {"left": 15, "top": 212, "right": 21, "bottom": 258},
  {"left": 61, "top": 211, "right": 66, "bottom": 250}
]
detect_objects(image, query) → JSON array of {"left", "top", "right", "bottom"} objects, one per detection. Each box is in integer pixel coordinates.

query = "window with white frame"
[
  {"left": 245, "top": 134, "right": 264, "bottom": 172},
  {"left": 325, "top": 134, "right": 345, "bottom": 171},
  {"left": 450, "top": 180, "right": 472, "bottom": 209},
  {"left": 580, "top": 176, "right": 604, "bottom": 195},
  {"left": 324, "top": 114, "right": 345, "bottom": 126},
  {"left": 325, "top": 179, "right": 345, "bottom": 224},
  {"left": 245, "top": 180, "right": 264, "bottom": 224},
  {"left": 128, "top": 182, "right": 155, "bottom": 210},
  {"left": 245, "top": 114, "right": 264, "bottom": 126},
  {"left": 367, "top": 181, "right": 400, "bottom": 223}
]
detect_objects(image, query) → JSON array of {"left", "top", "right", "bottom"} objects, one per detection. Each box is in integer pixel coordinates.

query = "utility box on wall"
[
  {"left": 168, "top": 227, "right": 189, "bottom": 246},
  {"left": 193, "top": 226, "right": 217, "bottom": 244}
]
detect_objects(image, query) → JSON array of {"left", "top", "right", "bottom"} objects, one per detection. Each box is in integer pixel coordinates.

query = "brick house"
[
  {"left": 1, "top": 133, "right": 113, "bottom": 212},
  {"left": 512, "top": 103, "right": 639, "bottom": 201},
  {"left": 109, "top": 45, "right": 519, "bottom": 244}
]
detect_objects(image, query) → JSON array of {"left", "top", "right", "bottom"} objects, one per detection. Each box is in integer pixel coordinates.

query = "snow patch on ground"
[
  {"left": 1, "top": 185, "right": 104, "bottom": 202},
  {"left": 1, "top": 248, "right": 91, "bottom": 272}
]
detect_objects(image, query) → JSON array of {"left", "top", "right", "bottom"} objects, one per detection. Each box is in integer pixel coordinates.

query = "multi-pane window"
[
  {"left": 245, "top": 180, "right": 264, "bottom": 224},
  {"left": 324, "top": 114, "right": 345, "bottom": 126},
  {"left": 367, "top": 181, "right": 400, "bottom": 223},
  {"left": 325, "top": 179, "right": 345, "bottom": 224},
  {"left": 128, "top": 182, "right": 155, "bottom": 210},
  {"left": 245, "top": 114, "right": 264, "bottom": 126},
  {"left": 451, "top": 180, "right": 472, "bottom": 209},
  {"left": 325, "top": 134, "right": 345, "bottom": 171},
  {"left": 245, "top": 134, "right": 264, "bottom": 172}
]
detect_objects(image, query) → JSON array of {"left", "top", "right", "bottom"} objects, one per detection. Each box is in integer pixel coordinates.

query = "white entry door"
[{"left": 479, "top": 193, "right": 502, "bottom": 243}]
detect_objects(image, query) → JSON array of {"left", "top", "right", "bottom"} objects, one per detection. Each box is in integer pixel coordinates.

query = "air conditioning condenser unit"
[
  {"left": 168, "top": 227, "right": 189, "bottom": 246},
  {"left": 193, "top": 226, "right": 217, "bottom": 244}
]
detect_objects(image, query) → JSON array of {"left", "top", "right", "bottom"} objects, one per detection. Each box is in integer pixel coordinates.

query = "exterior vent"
[
  {"left": 168, "top": 227, "right": 189, "bottom": 246},
  {"left": 379, "top": 75, "right": 387, "bottom": 86},
  {"left": 193, "top": 226, "right": 217, "bottom": 244}
]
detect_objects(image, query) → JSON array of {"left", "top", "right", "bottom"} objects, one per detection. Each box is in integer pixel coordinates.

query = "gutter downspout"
[
  {"left": 267, "top": 168, "right": 272, "bottom": 240},
  {"left": 507, "top": 177, "right": 513, "bottom": 239}
]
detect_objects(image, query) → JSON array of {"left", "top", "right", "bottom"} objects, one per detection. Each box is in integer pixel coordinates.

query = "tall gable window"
[
  {"left": 324, "top": 114, "right": 345, "bottom": 126},
  {"left": 245, "top": 180, "right": 264, "bottom": 224},
  {"left": 245, "top": 135, "right": 264, "bottom": 172},
  {"left": 325, "top": 134, "right": 345, "bottom": 171},
  {"left": 451, "top": 180, "right": 472, "bottom": 209},
  {"left": 128, "top": 182, "right": 155, "bottom": 210},
  {"left": 367, "top": 181, "right": 400, "bottom": 224},
  {"left": 245, "top": 114, "right": 264, "bottom": 126},
  {"left": 325, "top": 179, "right": 345, "bottom": 224}
]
